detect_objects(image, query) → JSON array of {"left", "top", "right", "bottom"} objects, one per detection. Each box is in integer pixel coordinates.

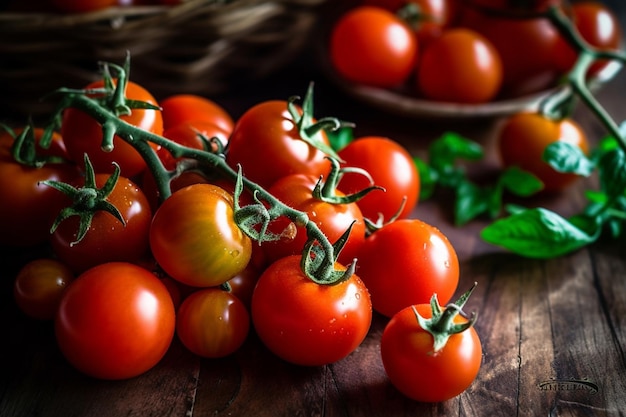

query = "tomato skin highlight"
[
  {"left": 381, "top": 303, "right": 482, "bottom": 402},
  {"left": 54, "top": 262, "right": 176, "bottom": 380},
  {"left": 329, "top": 6, "right": 418, "bottom": 88},
  {"left": 149, "top": 184, "right": 252, "bottom": 287},
  {"left": 251, "top": 255, "right": 372, "bottom": 366},
  {"left": 356, "top": 219, "right": 459, "bottom": 318}
]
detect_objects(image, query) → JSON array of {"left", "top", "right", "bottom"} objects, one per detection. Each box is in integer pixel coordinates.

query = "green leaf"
[
  {"left": 429, "top": 132, "right": 483, "bottom": 170},
  {"left": 480, "top": 207, "right": 597, "bottom": 258},
  {"left": 413, "top": 156, "right": 438, "bottom": 200},
  {"left": 598, "top": 148, "right": 626, "bottom": 201},
  {"left": 543, "top": 142, "right": 594, "bottom": 176},
  {"left": 454, "top": 181, "right": 490, "bottom": 225},
  {"left": 499, "top": 167, "right": 544, "bottom": 197}
]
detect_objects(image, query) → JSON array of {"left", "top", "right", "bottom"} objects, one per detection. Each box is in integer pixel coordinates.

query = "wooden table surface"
[{"left": 2, "top": 2, "right": 626, "bottom": 416}]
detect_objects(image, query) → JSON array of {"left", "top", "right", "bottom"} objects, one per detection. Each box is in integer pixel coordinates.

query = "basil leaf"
[
  {"left": 598, "top": 148, "right": 626, "bottom": 201},
  {"left": 429, "top": 132, "right": 483, "bottom": 169},
  {"left": 455, "top": 181, "right": 490, "bottom": 226},
  {"left": 543, "top": 142, "right": 594, "bottom": 176},
  {"left": 414, "top": 156, "right": 438, "bottom": 200},
  {"left": 480, "top": 207, "right": 597, "bottom": 258},
  {"left": 499, "top": 167, "right": 544, "bottom": 197}
]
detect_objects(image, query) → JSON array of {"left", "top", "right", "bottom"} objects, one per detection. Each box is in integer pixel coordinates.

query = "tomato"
[
  {"left": 553, "top": 1, "right": 622, "bottom": 77},
  {"left": 150, "top": 184, "right": 252, "bottom": 287},
  {"left": 459, "top": 2, "right": 563, "bottom": 97},
  {"left": 363, "top": 0, "right": 457, "bottom": 46},
  {"left": 159, "top": 94, "right": 234, "bottom": 134},
  {"left": 159, "top": 120, "right": 229, "bottom": 170},
  {"left": 329, "top": 6, "right": 418, "bottom": 88},
  {"left": 497, "top": 112, "right": 589, "bottom": 192},
  {"left": 251, "top": 255, "right": 372, "bottom": 366},
  {"left": 13, "top": 259, "right": 74, "bottom": 320},
  {"left": 262, "top": 174, "right": 366, "bottom": 266},
  {"left": 356, "top": 219, "right": 459, "bottom": 318},
  {"left": 226, "top": 100, "right": 332, "bottom": 189},
  {"left": 381, "top": 301, "right": 482, "bottom": 402},
  {"left": 225, "top": 263, "right": 261, "bottom": 309},
  {"left": 61, "top": 79, "right": 163, "bottom": 178},
  {"left": 49, "top": 172, "right": 153, "bottom": 273},
  {"left": 176, "top": 288, "right": 250, "bottom": 358},
  {"left": 338, "top": 136, "right": 419, "bottom": 221},
  {"left": 416, "top": 28, "right": 503, "bottom": 103},
  {"left": 55, "top": 262, "right": 176, "bottom": 380},
  {"left": 50, "top": 0, "right": 118, "bottom": 13}
]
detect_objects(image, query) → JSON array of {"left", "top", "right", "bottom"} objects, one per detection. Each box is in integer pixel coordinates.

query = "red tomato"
[
  {"left": 61, "top": 79, "right": 163, "bottom": 178},
  {"left": 176, "top": 288, "right": 250, "bottom": 358},
  {"left": 159, "top": 120, "right": 229, "bottom": 169},
  {"left": 356, "top": 219, "right": 459, "bottom": 318},
  {"left": 553, "top": 1, "right": 622, "bottom": 77},
  {"left": 50, "top": 0, "right": 118, "bottom": 13},
  {"left": 49, "top": 173, "right": 153, "bottom": 273},
  {"left": 329, "top": 6, "right": 419, "bottom": 88},
  {"left": 159, "top": 94, "right": 234, "bottom": 134},
  {"left": 459, "top": 2, "right": 563, "bottom": 97},
  {"left": 13, "top": 258, "right": 74, "bottom": 320},
  {"left": 224, "top": 263, "right": 262, "bottom": 310},
  {"left": 497, "top": 112, "right": 589, "bottom": 192},
  {"left": 251, "top": 255, "right": 372, "bottom": 366},
  {"left": 150, "top": 184, "right": 252, "bottom": 287},
  {"left": 416, "top": 28, "right": 503, "bottom": 103},
  {"left": 338, "top": 136, "right": 419, "bottom": 221},
  {"left": 55, "top": 262, "right": 176, "bottom": 380},
  {"left": 262, "top": 174, "right": 366, "bottom": 266},
  {"left": 226, "top": 100, "right": 332, "bottom": 189},
  {"left": 381, "top": 302, "right": 482, "bottom": 402}
]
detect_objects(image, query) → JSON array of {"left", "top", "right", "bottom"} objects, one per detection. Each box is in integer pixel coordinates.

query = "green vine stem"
[{"left": 51, "top": 71, "right": 353, "bottom": 285}]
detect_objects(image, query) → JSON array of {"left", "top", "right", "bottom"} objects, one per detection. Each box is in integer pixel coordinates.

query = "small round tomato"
[
  {"left": 262, "top": 174, "right": 366, "bottom": 266},
  {"left": 416, "top": 28, "right": 503, "bottom": 103},
  {"left": 159, "top": 120, "right": 229, "bottom": 169},
  {"left": 553, "top": 1, "right": 622, "bottom": 77},
  {"left": 150, "top": 184, "right": 252, "bottom": 287},
  {"left": 50, "top": 173, "right": 153, "bottom": 273},
  {"left": 61, "top": 79, "right": 163, "bottom": 178},
  {"left": 251, "top": 255, "right": 372, "bottom": 366},
  {"left": 338, "top": 136, "right": 419, "bottom": 221},
  {"left": 55, "top": 262, "right": 176, "bottom": 380},
  {"left": 159, "top": 94, "right": 234, "bottom": 134},
  {"left": 176, "top": 288, "right": 250, "bottom": 358},
  {"left": 356, "top": 219, "right": 459, "bottom": 318},
  {"left": 329, "top": 6, "right": 418, "bottom": 88},
  {"left": 497, "top": 112, "right": 589, "bottom": 192},
  {"left": 226, "top": 99, "right": 332, "bottom": 189},
  {"left": 13, "top": 258, "right": 74, "bottom": 320},
  {"left": 381, "top": 302, "right": 482, "bottom": 402}
]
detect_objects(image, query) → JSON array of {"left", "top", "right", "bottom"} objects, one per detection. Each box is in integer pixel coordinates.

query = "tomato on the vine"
[
  {"left": 150, "top": 183, "right": 252, "bottom": 287},
  {"left": 251, "top": 255, "right": 372, "bottom": 366},
  {"left": 55, "top": 262, "right": 176, "bottom": 380},
  {"left": 497, "top": 112, "right": 589, "bottom": 192},
  {"left": 159, "top": 94, "right": 234, "bottom": 134},
  {"left": 356, "top": 219, "right": 459, "bottom": 318},
  {"left": 13, "top": 258, "right": 74, "bottom": 321},
  {"left": 61, "top": 78, "right": 163, "bottom": 178},
  {"left": 176, "top": 288, "right": 250, "bottom": 358},
  {"left": 329, "top": 6, "right": 418, "bottom": 88},
  {"left": 338, "top": 136, "right": 419, "bottom": 221}
]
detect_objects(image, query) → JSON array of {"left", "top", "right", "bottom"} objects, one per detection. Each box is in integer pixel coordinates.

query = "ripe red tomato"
[
  {"left": 158, "top": 120, "right": 229, "bottom": 170},
  {"left": 176, "top": 288, "right": 250, "bottom": 358},
  {"left": 416, "top": 28, "right": 503, "bottom": 103},
  {"left": 338, "top": 136, "right": 419, "bottom": 221},
  {"left": 150, "top": 184, "right": 252, "bottom": 287},
  {"left": 329, "top": 6, "right": 419, "bottom": 88},
  {"left": 497, "top": 112, "right": 589, "bottom": 192},
  {"left": 55, "top": 262, "right": 176, "bottom": 380},
  {"left": 381, "top": 302, "right": 482, "bottom": 402},
  {"left": 356, "top": 219, "right": 459, "bottom": 318},
  {"left": 13, "top": 258, "right": 74, "bottom": 321},
  {"left": 49, "top": 172, "right": 153, "bottom": 273},
  {"left": 251, "top": 255, "right": 372, "bottom": 366},
  {"left": 226, "top": 100, "right": 332, "bottom": 189},
  {"left": 553, "top": 1, "right": 622, "bottom": 77},
  {"left": 159, "top": 94, "right": 234, "bottom": 134},
  {"left": 61, "top": 79, "right": 163, "bottom": 178},
  {"left": 262, "top": 174, "right": 366, "bottom": 266},
  {"left": 459, "top": 2, "right": 563, "bottom": 97}
]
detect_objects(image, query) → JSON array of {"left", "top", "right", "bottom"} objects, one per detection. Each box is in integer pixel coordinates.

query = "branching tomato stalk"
[{"left": 47, "top": 60, "right": 355, "bottom": 285}]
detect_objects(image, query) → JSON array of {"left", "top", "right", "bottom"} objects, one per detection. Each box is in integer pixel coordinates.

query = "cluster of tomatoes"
[
  {"left": 329, "top": 0, "right": 622, "bottom": 103},
  {"left": 4, "top": 66, "right": 481, "bottom": 402}
]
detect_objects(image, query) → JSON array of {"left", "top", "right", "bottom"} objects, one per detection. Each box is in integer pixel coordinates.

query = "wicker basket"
[{"left": 0, "top": 0, "right": 329, "bottom": 121}]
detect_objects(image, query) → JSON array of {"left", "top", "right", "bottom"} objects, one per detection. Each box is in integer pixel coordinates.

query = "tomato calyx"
[
  {"left": 41, "top": 154, "right": 126, "bottom": 246},
  {"left": 414, "top": 282, "right": 478, "bottom": 353},
  {"left": 315, "top": 157, "right": 383, "bottom": 204},
  {"left": 287, "top": 82, "right": 352, "bottom": 162},
  {"left": 3, "top": 124, "right": 66, "bottom": 167}
]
